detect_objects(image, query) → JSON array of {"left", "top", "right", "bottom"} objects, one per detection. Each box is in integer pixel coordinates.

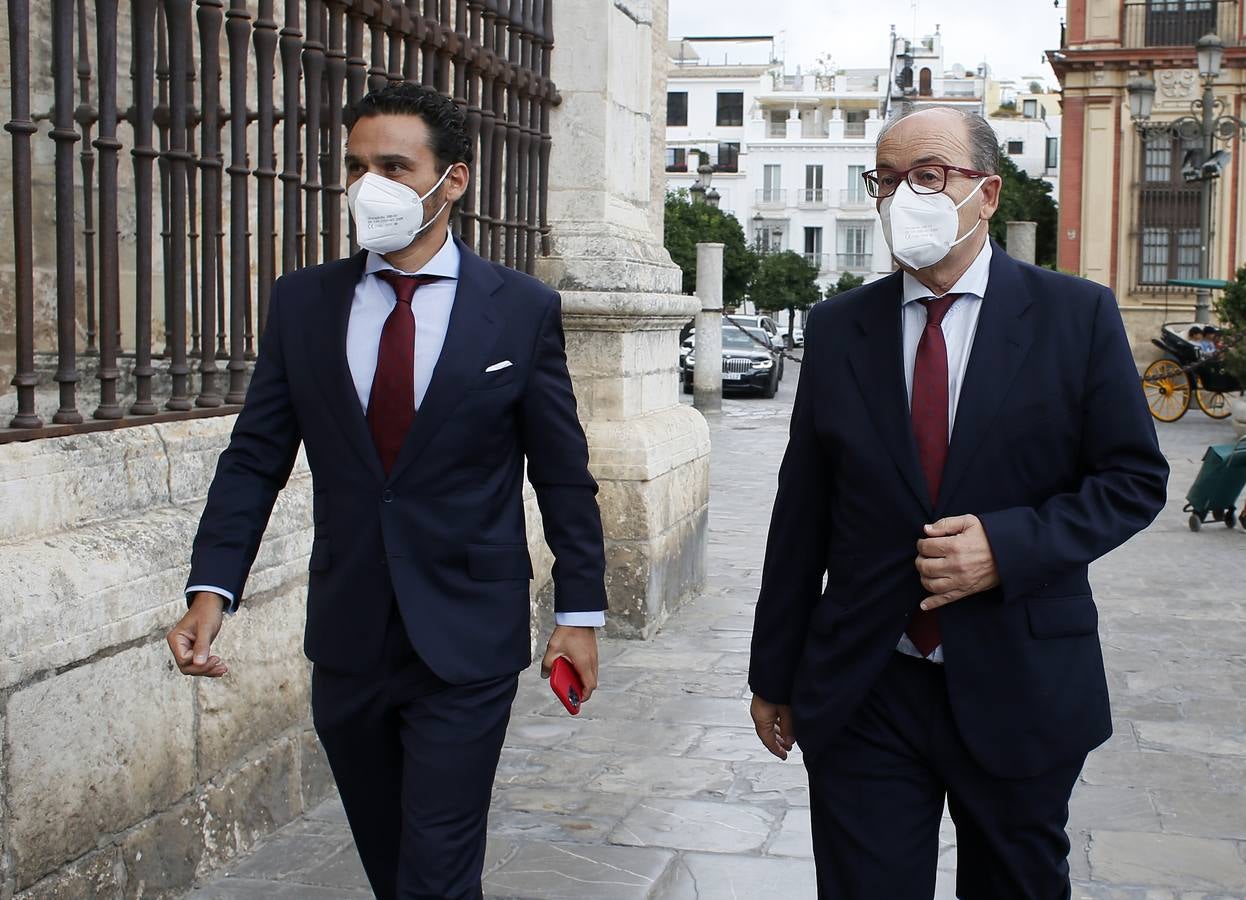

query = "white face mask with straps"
[
  {"left": 347, "top": 168, "right": 452, "bottom": 254},
  {"left": 880, "top": 177, "right": 987, "bottom": 270}
]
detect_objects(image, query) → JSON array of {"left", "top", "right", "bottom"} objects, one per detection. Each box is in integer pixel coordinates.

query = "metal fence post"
[{"left": 693, "top": 241, "right": 723, "bottom": 414}]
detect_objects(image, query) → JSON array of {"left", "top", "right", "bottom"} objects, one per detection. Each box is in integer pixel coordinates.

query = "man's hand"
[
  {"left": 541, "top": 625, "right": 599, "bottom": 703},
  {"left": 167, "top": 592, "right": 229, "bottom": 677},
  {"left": 915, "top": 514, "right": 1000, "bottom": 611},
  {"left": 750, "top": 694, "right": 797, "bottom": 760}
]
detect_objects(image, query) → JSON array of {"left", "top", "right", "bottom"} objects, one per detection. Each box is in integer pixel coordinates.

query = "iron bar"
[
  {"left": 77, "top": 0, "right": 98, "bottom": 356},
  {"left": 280, "top": 0, "right": 303, "bottom": 274},
  {"left": 5, "top": 0, "right": 41, "bottom": 428},
  {"left": 195, "top": 0, "right": 224, "bottom": 406},
  {"left": 93, "top": 0, "right": 123, "bottom": 419},
  {"left": 225, "top": 0, "right": 252, "bottom": 402},
  {"left": 130, "top": 0, "right": 160, "bottom": 415},
  {"left": 163, "top": 0, "right": 194, "bottom": 410},
  {"left": 254, "top": 0, "right": 278, "bottom": 337},
  {"left": 302, "top": 0, "right": 325, "bottom": 266},
  {"left": 51, "top": 0, "right": 83, "bottom": 423}
]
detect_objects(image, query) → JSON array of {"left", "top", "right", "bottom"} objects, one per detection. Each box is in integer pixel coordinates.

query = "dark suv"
[{"left": 682, "top": 327, "right": 780, "bottom": 398}]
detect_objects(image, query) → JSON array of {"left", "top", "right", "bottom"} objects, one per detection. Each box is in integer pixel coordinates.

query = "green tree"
[
  {"left": 748, "top": 250, "right": 821, "bottom": 343},
  {"left": 663, "top": 190, "right": 758, "bottom": 307},
  {"left": 825, "top": 271, "right": 865, "bottom": 298},
  {"left": 989, "top": 152, "right": 1058, "bottom": 268},
  {"left": 1213, "top": 265, "right": 1246, "bottom": 386}
]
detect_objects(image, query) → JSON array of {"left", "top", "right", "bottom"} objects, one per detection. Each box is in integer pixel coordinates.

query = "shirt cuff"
[
  {"left": 186, "top": 585, "right": 238, "bottom": 615},
  {"left": 554, "top": 610, "right": 606, "bottom": 628}
]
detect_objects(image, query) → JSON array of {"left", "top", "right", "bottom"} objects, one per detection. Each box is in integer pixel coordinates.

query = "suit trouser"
[
  {"left": 804, "top": 652, "right": 1083, "bottom": 900},
  {"left": 311, "top": 606, "right": 518, "bottom": 900}
]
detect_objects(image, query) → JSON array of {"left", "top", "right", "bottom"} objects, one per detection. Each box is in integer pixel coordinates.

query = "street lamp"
[
  {"left": 706, "top": 187, "right": 721, "bottom": 209},
  {"left": 1196, "top": 32, "right": 1223, "bottom": 79},
  {"left": 1127, "top": 33, "right": 1246, "bottom": 324},
  {"left": 690, "top": 161, "right": 715, "bottom": 205}
]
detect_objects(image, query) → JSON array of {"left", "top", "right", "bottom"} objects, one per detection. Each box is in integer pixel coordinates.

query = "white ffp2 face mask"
[
  {"left": 347, "top": 169, "right": 452, "bottom": 254},
  {"left": 880, "top": 178, "right": 987, "bottom": 270}
]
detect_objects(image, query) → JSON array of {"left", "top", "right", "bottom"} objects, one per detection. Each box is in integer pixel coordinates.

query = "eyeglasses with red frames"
[{"left": 861, "top": 164, "right": 991, "bottom": 199}]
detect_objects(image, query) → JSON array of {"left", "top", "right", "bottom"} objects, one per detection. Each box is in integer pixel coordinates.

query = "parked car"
[
  {"left": 682, "top": 326, "right": 780, "bottom": 398},
  {"left": 724, "top": 315, "right": 785, "bottom": 380},
  {"left": 789, "top": 325, "right": 804, "bottom": 347}
]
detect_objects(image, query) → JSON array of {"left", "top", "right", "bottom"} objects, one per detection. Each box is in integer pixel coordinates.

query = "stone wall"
[{"left": 0, "top": 419, "right": 555, "bottom": 898}]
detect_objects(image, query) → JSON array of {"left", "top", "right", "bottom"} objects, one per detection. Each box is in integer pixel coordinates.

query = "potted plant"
[{"left": 1213, "top": 265, "right": 1246, "bottom": 436}]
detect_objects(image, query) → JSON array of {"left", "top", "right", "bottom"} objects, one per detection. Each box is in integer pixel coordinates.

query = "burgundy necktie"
[
  {"left": 367, "top": 271, "right": 440, "bottom": 474},
  {"left": 907, "top": 293, "right": 960, "bottom": 657}
]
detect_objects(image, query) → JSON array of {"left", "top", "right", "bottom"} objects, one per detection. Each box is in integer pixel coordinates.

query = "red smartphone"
[{"left": 549, "top": 656, "right": 585, "bottom": 715}]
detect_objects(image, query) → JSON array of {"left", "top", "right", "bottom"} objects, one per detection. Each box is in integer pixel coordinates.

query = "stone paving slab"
[{"left": 186, "top": 376, "right": 1246, "bottom": 899}]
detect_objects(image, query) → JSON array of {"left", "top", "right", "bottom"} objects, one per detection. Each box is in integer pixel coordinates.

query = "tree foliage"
[
  {"left": 748, "top": 250, "right": 821, "bottom": 342},
  {"left": 663, "top": 190, "right": 758, "bottom": 306},
  {"left": 1213, "top": 265, "right": 1246, "bottom": 385},
  {"left": 825, "top": 271, "right": 865, "bottom": 298},
  {"left": 989, "top": 153, "right": 1058, "bottom": 268}
]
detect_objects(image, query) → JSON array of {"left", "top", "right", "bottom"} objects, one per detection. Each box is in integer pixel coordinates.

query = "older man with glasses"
[{"left": 747, "top": 105, "right": 1168, "bottom": 898}]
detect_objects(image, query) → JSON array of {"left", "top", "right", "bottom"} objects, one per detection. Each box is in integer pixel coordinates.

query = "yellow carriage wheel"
[
  {"left": 1142, "top": 359, "right": 1191, "bottom": 423},
  {"left": 1196, "top": 389, "right": 1233, "bottom": 419}
]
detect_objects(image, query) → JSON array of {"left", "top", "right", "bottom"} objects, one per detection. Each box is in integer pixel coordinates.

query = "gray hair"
[{"left": 876, "top": 104, "right": 1000, "bottom": 175}]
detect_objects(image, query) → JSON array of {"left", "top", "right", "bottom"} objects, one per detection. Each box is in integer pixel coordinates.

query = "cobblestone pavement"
[{"left": 188, "top": 361, "right": 1246, "bottom": 899}]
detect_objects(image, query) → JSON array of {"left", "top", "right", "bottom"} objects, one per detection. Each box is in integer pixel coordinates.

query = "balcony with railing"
[
  {"left": 1123, "top": 0, "right": 1240, "bottom": 48},
  {"left": 755, "top": 188, "right": 788, "bottom": 209},
  {"left": 837, "top": 252, "right": 873, "bottom": 273},
  {"left": 844, "top": 120, "right": 868, "bottom": 138},
  {"left": 839, "top": 189, "right": 873, "bottom": 209},
  {"left": 803, "top": 252, "right": 832, "bottom": 272},
  {"left": 798, "top": 188, "right": 829, "bottom": 208}
]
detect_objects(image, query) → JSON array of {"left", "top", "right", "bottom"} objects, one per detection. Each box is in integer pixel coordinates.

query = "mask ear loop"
[{"left": 948, "top": 175, "right": 990, "bottom": 248}]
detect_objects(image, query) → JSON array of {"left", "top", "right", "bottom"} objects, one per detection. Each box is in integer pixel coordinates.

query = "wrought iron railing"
[
  {"left": 1123, "top": 0, "right": 1240, "bottom": 48},
  {"left": 1, "top": 0, "right": 559, "bottom": 441}
]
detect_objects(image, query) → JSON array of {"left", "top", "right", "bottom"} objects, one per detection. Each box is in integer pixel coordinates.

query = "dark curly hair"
[{"left": 348, "top": 82, "right": 473, "bottom": 170}]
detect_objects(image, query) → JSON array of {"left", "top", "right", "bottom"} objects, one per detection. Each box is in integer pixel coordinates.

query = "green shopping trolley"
[{"left": 1184, "top": 436, "right": 1246, "bottom": 531}]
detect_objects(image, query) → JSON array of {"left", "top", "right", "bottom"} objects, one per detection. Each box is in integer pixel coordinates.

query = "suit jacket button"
[{"left": 382, "top": 489, "right": 394, "bottom": 503}]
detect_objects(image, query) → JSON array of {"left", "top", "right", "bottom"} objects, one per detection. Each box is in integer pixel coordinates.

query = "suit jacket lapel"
[
  {"left": 936, "top": 245, "right": 1035, "bottom": 513},
  {"left": 384, "top": 238, "right": 505, "bottom": 484},
  {"left": 846, "top": 272, "right": 933, "bottom": 514},
  {"left": 304, "top": 251, "right": 387, "bottom": 481}
]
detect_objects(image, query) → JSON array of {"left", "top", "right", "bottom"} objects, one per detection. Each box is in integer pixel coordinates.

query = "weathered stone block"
[
  {"left": 6, "top": 642, "right": 195, "bottom": 889},
  {"left": 0, "top": 492, "right": 312, "bottom": 691},
  {"left": 120, "top": 802, "right": 207, "bottom": 899},
  {"left": 12, "top": 847, "right": 125, "bottom": 900},
  {"left": 299, "top": 728, "right": 336, "bottom": 810},
  {"left": 196, "top": 589, "right": 311, "bottom": 777},
  {"left": 197, "top": 738, "right": 301, "bottom": 879}
]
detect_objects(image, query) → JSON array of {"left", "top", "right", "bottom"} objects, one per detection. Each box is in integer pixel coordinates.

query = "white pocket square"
[{"left": 484, "top": 360, "right": 513, "bottom": 373}]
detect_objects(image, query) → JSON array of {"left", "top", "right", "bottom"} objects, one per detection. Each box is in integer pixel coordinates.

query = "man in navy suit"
[
  {"left": 748, "top": 106, "right": 1167, "bottom": 898},
  {"left": 165, "top": 83, "right": 607, "bottom": 899}
]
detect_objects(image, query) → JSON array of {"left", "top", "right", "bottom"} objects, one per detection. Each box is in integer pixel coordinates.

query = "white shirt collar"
[
  {"left": 364, "top": 228, "right": 461, "bottom": 281},
  {"left": 900, "top": 236, "right": 993, "bottom": 306}
]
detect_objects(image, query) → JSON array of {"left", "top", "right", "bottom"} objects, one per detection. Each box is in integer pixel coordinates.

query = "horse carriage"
[{"left": 1141, "top": 322, "right": 1241, "bottom": 422}]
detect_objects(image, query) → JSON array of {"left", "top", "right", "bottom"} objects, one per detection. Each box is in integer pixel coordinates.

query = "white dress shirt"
[
  {"left": 190, "top": 228, "right": 605, "bottom": 628},
  {"left": 895, "top": 237, "right": 993, "bottom": 662}
]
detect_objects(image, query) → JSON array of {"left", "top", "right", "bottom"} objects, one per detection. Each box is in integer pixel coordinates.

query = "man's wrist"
[{"left": 191, "top": 591, "right": 228, "bottom": 613}]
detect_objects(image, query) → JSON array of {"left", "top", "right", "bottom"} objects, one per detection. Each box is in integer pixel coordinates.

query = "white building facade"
[
  {"left": 664, "top": 32, "right": 1062, "bottom": 312},
  {"left": 665, "top": 38, "right": 893, "bottom": 301}
]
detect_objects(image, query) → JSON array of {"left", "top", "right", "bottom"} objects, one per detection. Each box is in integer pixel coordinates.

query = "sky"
[{"left": 667, "top": 0, "right": 1066, "bottom": 86}]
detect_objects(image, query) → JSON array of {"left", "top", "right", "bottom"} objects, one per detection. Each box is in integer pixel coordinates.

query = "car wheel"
[{"left": 763, "top": 370, "right": 778, "bottom": 399}]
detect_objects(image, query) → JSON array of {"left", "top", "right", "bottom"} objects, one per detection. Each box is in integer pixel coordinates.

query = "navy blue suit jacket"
[
  {"left": 748, "top": 244, "right": 1168, "bottom": 778},
  {"left": 187, "top": 239, "right": 608, "bottom": 683}
]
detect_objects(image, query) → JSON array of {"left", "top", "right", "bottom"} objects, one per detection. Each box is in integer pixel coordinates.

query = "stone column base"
[{"left": 557, "top": 289, "right": 710, "bottom": 638}]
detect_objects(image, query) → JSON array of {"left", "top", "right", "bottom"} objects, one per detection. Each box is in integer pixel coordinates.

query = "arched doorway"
[{"left": 919, "top": 67, "right": 932, "bottom": 96}]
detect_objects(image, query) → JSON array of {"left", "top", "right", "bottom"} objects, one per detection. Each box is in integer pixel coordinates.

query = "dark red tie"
[
  {"left": 367, "top": 270, "right": 440, "bottom": 474},
  {"left": 907, "top": 293, "right": 960, "bottom": 657}
]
